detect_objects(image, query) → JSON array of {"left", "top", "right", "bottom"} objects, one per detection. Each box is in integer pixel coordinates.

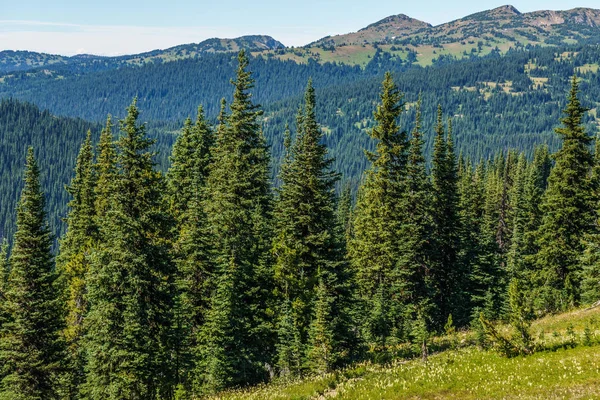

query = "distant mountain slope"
[
  {"left": 0, "top": 35, "right": 284, "bottom": 74},
  {"left": 311, "top": 14, "right": 431, "bottom": 46},
  {"left": 0, "top": 50, "right": 70, "bottom": 73}
]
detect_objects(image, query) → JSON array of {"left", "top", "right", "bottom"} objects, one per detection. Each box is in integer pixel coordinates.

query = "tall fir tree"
[
  {"left": 199, "top": 50, "right": 274, "bottom": 393},
  {"left": 534, "top": 76, "right": 595, "bottom": 312},
  {"left": 521, "top": 145, "right": 551, "bottom": 270},
  {"left": 349, "top": 72, "right": 408, "bottom": 345},
  {"left": 430, "top": 107, "right": 462, "bottom": 327},
  {"left": 0, "top": 240, "right": 8, "bottom": 364},
  {"left": 506, "top": 153, "right": 528, "bottom": 280},
  {"left": 56, "top": 130, "right": 98, "bottom": 398},
  {"left": 0, "top": 148, "right": 65, "bottom": 400},
  {"left": 581, "top": 132, "right": 600, "bottom": 304},
  {"left": 272, "top": 80, "right": 342, "bottom": 373},
  {"left": 166, "top": 107, "right": 214, "bottom": 395},
  {"left": 82, "top": 100, "right": 175, "bottom": 400},
  {"left": 395, "top": 96, "right": 433, "bottom": 334}
]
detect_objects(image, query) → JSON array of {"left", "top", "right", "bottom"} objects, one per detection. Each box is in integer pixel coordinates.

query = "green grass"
[{"left": 211, "top": 307, "right": 600, "bottom": 399}]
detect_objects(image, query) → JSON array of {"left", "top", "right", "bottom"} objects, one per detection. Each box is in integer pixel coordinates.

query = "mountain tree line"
[{"left": 0, "top": 51, "right": 599, "bottom": 399}]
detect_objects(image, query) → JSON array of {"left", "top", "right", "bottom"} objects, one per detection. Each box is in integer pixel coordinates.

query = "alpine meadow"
[{"left": 4, "top": 3, "right": 600, "bottom": 399}]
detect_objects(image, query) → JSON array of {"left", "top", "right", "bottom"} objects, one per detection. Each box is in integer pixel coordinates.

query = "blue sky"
[{"left": 1, "top": 0, "right": 598, "bottom": 56}]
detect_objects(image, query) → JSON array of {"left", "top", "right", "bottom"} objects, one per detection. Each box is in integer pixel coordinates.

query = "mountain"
[
  {"left": 0, "top": 35, "right": 284, "bottom": 74},
  {"left": 264, "top": 5, "right": 600, "bottom": 67},
  {"left": 311, "top": 14, "right": 431, "bottom": 46},
  {"left": 0, "top": 50, "right": 70, "bottom": 73}
]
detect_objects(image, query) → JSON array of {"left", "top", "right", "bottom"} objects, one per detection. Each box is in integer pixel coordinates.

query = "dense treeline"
[
  {"left": 0, "top": 51, "right": 599, "bottom": 399},
  {"left": 0, "top": 100, "right": 176, "bottom": 243},
  {"left": 2, "top": 44, "right": 600, "bottom": 182}
]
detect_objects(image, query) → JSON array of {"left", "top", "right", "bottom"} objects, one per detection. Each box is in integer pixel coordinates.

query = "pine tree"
[
  {"left": 0, "top": 148, "right": 65, "bottom": 400},
  {"left": 274, "top": 298, "right": 302, "bottom": 377},
  {"left": 305, "top": 277, "right": 335, "bottom": 374},
  {"left": 430, "top": 107, "right": 462, "bottom": 327},
  {"left": 506, "top": 153, "right": 528, "bottom": 280},
  {"left": 458, "top": 158, "right": 485, "bottom": 318},
  {"left": 82, "top": 100, "right": 175, "bottom": 399},
  {"left": 55, "top": 130, "right": 98, "bottom": 398},
  {"left": 349, "top": 72, "right": 408, "bottom": 344},
  {"left": 94, "top": 116, "right": 117, "bottom": 221},
  {"left": 0, "top": 240, "right": 8, "bottom": 344},
  {"left": 534, "top": 76, "right": 595, "bottom": 312},
  {"left": 200, "top": 50, "right": 274, "bottom": 392},
  {"left": 521, "top": 146, "right": 551, "bottom": 268},
  {"left": 394, "top": 96, "right": 433, "bottom": 333},
  {"left": 167, "top": 106, "right": 214, "bottom": 394},
  {"left": 272, "top": 80, "right": 345, "bottom": 374},
  {"left": 581, "top": 133, "right": 600, "bottom": 305}
]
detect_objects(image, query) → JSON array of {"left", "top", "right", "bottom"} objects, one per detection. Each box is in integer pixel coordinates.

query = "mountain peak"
[
  {"left": 463, "top": 4, "right": 522, "bottom": 22},
  {"left": 311, "top": 13, "right": 430, "bottom": 46},
  {"left": 491, "top": 5, "right": 521, "bottom": 16},
  {"left": 359, "top": 14, "right": 431, "bottom": 32}
]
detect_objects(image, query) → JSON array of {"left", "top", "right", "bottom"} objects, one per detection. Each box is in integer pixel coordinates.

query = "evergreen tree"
[
  {"left": 94, "top": 116, "right": 117, "bottom": 221},
  {"left": 272, "top": 80, "right": 345, "bottom": 374},
  {"left": 200, "top": 50, "right": 274, "bottom": 392},
  {"left": 0, "top": 148, "right": 65, "bottom": 400},
  {"left": 534, "top": 76, "right": 595, "bottom": 312},
  {"left": 0, "top": 240, "right": 8, "bottom": 353},
  {"left": 349, "top": 72, "right": 408, "bottom": 344},
  {"left": 56, "top": 130, "right": 98, "bottom": 398},
  {"left": 458, "top": 158, "right": 485, "bottom": 318},
  {"left": 506, "top": 153, "right": 528, "bottom": 280},
  {"left": 521, "top": 145, "right": 551, "bottom": 269},
  {"left": 305, "top": 277, "right": 335, "bottom": 374},
  {"left": 82, "top": 100, "right": 175, "bottom": 399},
  {"left": 166, "top": 106, "right": 214, "bottom": 395},
  {"left": 395, "top": 96, "right": 433, "bottom": 334},
  {"left": 581, "top": 133, "right": 600, "bottom": 305},
  {"left": 430, "top": 107, "right": 462, "bottom": 327}
]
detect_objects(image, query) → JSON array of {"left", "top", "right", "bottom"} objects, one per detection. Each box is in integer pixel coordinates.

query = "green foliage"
[
  {"left": 200, "top": 50, "right": 274, "bottom": 392},
  {"left": 82, "top": 100, "right": 175, "bottom": 400},
  {"left": 167, "top": 106, "right": 215, "bottom": 394},
  {"left": 430, "top": 107, "right": 463, "bottom": 327},
  {"left": 350, "top": 72, "right": 408, "bottom": 344},
  {"left": 0, "top": 148, "right": 65, "bottom": 400},
  {"left": 55, "top": 130, "right": 98, "bottom": 398},
  {"left": 534, "top": 76, "right": 596, "bottom": 312}
]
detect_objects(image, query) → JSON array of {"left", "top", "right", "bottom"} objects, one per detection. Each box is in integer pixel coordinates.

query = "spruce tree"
[
  {"left": 274, "top": 80, "right": 357, "bottom": 374},
  {"left": 581, "top": 133, "right": 600, "bottom": 304},
  {"left": 349, "top": 72, "right": 408, "bottom": 345},
  {"left": 167, "top": 106, "right": 214, "bottom": 394},
  {"left": 0, "top": 148, "right": 65, "bottom": 400},
  {"left": 0, "top": 240, "right": 8, "bottom": 351},
  {"left": 430, "top": 107, "right": 462, "bottom": 327},
  {"left": 395, "top": 96, "right": 433, "bottom": 334},
  {"left": 82, "top": 100, "right": 175, "bottom": 399},
  {"left": 521, "top": 145, "right": 551, "bottom": 267},
  {"left": 56, "top": 130, "right": 98, "bottom": 398},
  {"left": 94, "top": 116, "right": 117, "bottom": 221},
  {"left": 506, "top": 153, "right": 528, "bottom": 280},
  {"left": 200, "top": 50, "right": 274, "bottom": 392},
  {"left": 534, "top": 76, "right": 595, "bottom": 311},
  {"left": 305, "top": 277, "right": 335, "bottom": 374},
  {"left": 458, "top": 158, "right": 485, "bottom": 318}
]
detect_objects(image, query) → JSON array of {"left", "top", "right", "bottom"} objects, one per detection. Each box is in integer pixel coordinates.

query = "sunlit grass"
[{"left": 211, "top": 307, "right": 600, "bottom": 399}]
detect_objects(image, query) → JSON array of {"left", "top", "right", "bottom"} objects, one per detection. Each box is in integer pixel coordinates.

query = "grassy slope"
[{"left": 211, "top": 307, "right": 600, "bottom": 399}]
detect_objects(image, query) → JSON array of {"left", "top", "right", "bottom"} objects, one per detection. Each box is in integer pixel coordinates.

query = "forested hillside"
[
  {"left": 0, "top": 100, "right": 175, "bottom": 242},
  {"left": 1, "top": 50, "right": 600, "bottom": 399},
  {"left": 2, "top": 43, "right": 600, "bottom": 241}
]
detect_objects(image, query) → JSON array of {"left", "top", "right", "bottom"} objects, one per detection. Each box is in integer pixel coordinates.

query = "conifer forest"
[{"left": 4, "top": 4, "right": 600, "bottom": 399}]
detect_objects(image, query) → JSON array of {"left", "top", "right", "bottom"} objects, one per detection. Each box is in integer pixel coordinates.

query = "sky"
[{"left": 1, "top": 0, "right": 599, "bottom": 56}]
